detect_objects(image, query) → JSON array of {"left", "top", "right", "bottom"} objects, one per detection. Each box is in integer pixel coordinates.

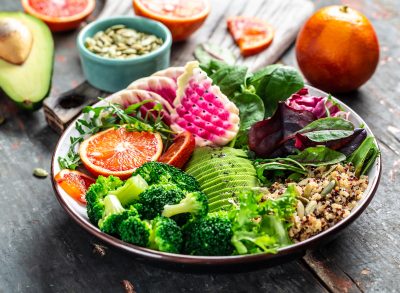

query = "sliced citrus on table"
[
  {"left": 133, "top": 0, "right": 210, "bottom": 41},
  {"left": 227, "top": 16, "right": 274, "bottom": 56},
  {"left": 55, "top": 169, "right": 95, "bottom": 204},
  {"left": 158, "top": 131, "right": 195, "bottom": 168},
  {"left": 21, "top": 0, "right": 96, "bottom": 32},
  {"left": 79, "top": 127, "right": 163, "bottom": 179}
]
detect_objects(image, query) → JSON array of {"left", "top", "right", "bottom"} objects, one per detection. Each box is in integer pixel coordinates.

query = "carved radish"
[
  {"left": 152, "top": 66, "right": 185, "bottom": 82},
  {"left": 127, "top": 76, "right": 177, "bottom": 105},
  {"left": 109, "top": 89, "right": 173, "bottom": 124},
  {"left": 170, "top": 61, "right": 240, "bottom": 146}
]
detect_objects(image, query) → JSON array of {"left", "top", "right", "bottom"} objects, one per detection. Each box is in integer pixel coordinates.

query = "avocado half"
[{"left": 0, "top": 12, "right": 54, "bottom": 110}]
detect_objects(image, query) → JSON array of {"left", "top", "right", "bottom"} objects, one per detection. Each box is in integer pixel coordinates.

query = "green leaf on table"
[
  {"left": 347, "top": 136, "right": 379, "bottom": 176},
  {"left": 194, "top": 43, "right": 236, "bottom": 66},
  {"left": 289, "top": 146, "right": 346, "bottom": 166},
  {"left": 297, "top": 117, "right": 354, "bottom": 142},
  {"left": 248, "top": 65, "right": 304, "bottom": 117}
]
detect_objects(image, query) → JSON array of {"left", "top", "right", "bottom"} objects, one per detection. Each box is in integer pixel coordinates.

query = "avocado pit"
[{"left": 0, "top": 18, "right": 33, "bottom": 64}]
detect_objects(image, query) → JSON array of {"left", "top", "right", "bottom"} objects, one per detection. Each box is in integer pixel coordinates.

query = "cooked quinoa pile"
[{"left": 261, "top": 163, "right": 368, "bottom": 242}]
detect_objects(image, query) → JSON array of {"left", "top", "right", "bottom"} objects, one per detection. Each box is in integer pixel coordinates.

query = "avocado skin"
[{"left": 0, "top": 12, "right": 54, "bottom": 111}]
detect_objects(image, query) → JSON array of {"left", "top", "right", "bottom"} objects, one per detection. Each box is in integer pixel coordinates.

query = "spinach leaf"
[
  {"left": 288, "top": 146, "right": 346, "bottom": 166},
  {"left": 209, "top": 64, "right": 248, "bottom": 98},
  {"left": 231, "top": 92, "right": 265, "bottom": 147},
  {"left": 194, "top": 43, "right": 236, "bottom": 66},
  {"left": 297, "top": 117, "right": 354, "bottom": 142},
  {"left": 347, "top": 136, "right": 379, "bottom": 176},
  {"left": 233, "top": 92, "right": 265, "bottom": 130},
  {"left": 249, "top": 65, "right": 304, "bottom": 117},
  {"left": 198, "top": 60, "right": 248, "bottom": 97}
]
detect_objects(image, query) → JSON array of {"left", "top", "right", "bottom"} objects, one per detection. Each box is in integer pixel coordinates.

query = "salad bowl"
[{"left": 51, "top": 85, "right": 381, "bottom": 269}]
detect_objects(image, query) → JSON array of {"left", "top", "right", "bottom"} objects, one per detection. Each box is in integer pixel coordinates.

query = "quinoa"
[{"left": 260, "top": 163, "right": 368, "bottom": 242}]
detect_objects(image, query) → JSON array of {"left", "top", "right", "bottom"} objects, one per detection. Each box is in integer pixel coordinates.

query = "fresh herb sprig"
[{"left": 58, "top": 99, "right": 174, "bottom": 170}]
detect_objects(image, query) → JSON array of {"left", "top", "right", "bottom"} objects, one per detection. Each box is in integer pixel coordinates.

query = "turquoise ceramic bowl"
[{"left": 77, "top": 16, "right": 172, "bottom": 92}]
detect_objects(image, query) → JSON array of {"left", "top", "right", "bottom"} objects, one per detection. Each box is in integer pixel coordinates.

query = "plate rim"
[{"left": 50, "top": 84, "right": 382, "bottom": 266}]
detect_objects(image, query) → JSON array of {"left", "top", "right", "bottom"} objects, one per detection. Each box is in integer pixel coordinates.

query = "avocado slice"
[{"left": 0, "top": 12, "right": 53, "bottom": 110}]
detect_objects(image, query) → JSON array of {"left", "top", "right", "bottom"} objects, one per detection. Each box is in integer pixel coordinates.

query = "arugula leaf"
[
  {"left": 194, "top": 43, "right": 236, "bottom": 66},
  {"left": 288, "top": 146, "right": 346, "bottom": 166},
  {"left": 253, "top": 157, "right": 307, "bottom": 186},
  {"left": 297, "top": 117, "right": 354, "bottom": 142},
  {"left": 347, "top": 136, "right": 379, "bottom": 176},
  {"left": 249, "top": 65, "right": 304, "bottom": 117}
]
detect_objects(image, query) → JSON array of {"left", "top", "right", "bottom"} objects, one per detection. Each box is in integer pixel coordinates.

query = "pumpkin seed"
[
  {"left": 85, "top": 24, "right": 163, "bottom": 59},
  {"left": 297, "top": 201, "right": 305, "bottom": 218},
  {"left": 297, "top": 196, "right": 310, "bottom": 204},
  {"left": 305, "top": 200, "right": 318, "bottom": 216},
  {"left": 109, "top": 24, "right": 125, "bottom": 30},
  {"left": 33, "top": 168, "right": 48, "bottom": 178},
  {"left": 321, "top": 180, "right": 336, "bottom": 197}
]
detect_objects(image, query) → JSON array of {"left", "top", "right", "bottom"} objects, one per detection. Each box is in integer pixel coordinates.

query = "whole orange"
[{"left": 295, "top": 6, "right": 379, "bottom": 93}]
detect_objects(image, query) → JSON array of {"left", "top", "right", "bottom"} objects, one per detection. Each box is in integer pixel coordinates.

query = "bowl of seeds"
[{"left": 77, "top": 16, "right": 172, "bottom": 92}]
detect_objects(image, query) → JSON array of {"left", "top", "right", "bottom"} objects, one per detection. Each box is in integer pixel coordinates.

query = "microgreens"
[{"left": 58, "top": 99, "right": 174, "bottom": 170}]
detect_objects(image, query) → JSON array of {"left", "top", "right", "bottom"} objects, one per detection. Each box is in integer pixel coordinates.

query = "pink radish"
[{"left": 171, "top": 61, "right": 240, "bottom": 147}]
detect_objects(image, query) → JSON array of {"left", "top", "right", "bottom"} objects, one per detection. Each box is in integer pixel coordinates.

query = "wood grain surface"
[{"left": 0, "top": 0, "right": 399, "bottom": 292}]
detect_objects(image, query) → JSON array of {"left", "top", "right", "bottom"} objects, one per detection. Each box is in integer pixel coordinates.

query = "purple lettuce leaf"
[
  {"left": 248, "top": 103, "right": 315, "bottom": 158},
  {"left": 294, "top": 128, "right": 367, "bottom": 156},
  {"left": 287, "top": 88, "right": 349, "bottom": 119}
]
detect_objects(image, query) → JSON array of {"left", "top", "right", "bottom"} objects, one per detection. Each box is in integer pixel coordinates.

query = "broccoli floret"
[
  {"left": 85, "top": 175, "right": 124, "bottom": 225},
  {"left": 182, "top": 212, "right": 234, "bottom": 256},
  {"left": 138, "top": 184, "right": 185, "bottom": 219},
  {"left": 119, "top": 216, "right": 152, "bottom": 247},
  {"left": 162, "top": 191, "right": 208, "bottom": 218},
  {"left": 133, "top": 162, "right": 200, "bottom": 192},
  {"left": 110, "top": 175, "right": 149, "bottom": 206},
  {"left": 98, "top": 194, "right": 139, "bottom": 235},
  {"left": 149, "top": 216, "right": 183, "bottom": 253}
]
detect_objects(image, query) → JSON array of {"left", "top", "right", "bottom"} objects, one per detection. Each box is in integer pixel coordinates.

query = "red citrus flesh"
[
  {"left": 79, "top": 127, "right": 163, "bottom": 179},
  {"left": 158, "top": 131, "right": 195, "bottom": 168},
  {"left": 227, "top": 16, "right": 274, "bottom": 56},
  {"left": 55, "top": 169, "right": 95, "bottom": 204}
]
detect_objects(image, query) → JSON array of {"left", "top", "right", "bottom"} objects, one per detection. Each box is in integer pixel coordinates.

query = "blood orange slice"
[
  {"left": 227, "top": 16, "right": 274, "bottom": 56},
  {"left": 22, "top": 0, "right": 95, "bottom": 32},
  {"left": 158, "top": 131, "right": 195, "bottom": 168},
  {"left": 55, "top": 169, "right": 95, "bottom": 204},
  {"left": 79, "top": 127, "right": 163, "bottom": 179}
]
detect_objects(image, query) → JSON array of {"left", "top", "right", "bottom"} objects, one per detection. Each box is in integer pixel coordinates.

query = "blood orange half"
[
  {"left": 79, "top": 127, "right": 163, "bottom": 179},
  {"left": 22, "top": 0, "right": 96, "bottom": 32}
]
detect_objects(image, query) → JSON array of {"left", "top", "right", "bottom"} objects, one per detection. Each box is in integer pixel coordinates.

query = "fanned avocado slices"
[
  {"left": 185, "top": 146, "right": 259, "bottom": 212},
  {"left": 0, "top": 12, "right": 54, "bottom": 110}
]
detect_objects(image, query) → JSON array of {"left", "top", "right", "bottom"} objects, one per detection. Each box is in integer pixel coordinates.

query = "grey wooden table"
[{"left": 1, "top": 0, "right": 399, "bottom": 292}]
